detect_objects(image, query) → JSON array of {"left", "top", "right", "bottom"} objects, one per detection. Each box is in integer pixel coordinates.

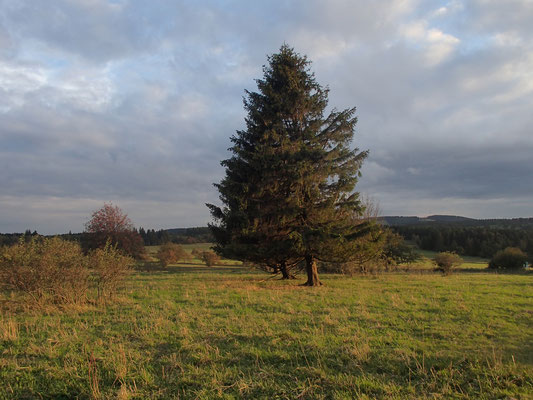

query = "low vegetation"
[
  {"left": 0, "top": 237, "right": 89, "bottom": 305},
  {"left": 88, "top": 242, "right": 134, "bottom": 301},
  {"left": 0, "top": 237, "right": 133, "bottom": 306}
]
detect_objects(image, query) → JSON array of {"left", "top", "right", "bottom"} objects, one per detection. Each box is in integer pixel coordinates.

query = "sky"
[{"left": 1, "top": 0, "right": 532, "bottom": 234}]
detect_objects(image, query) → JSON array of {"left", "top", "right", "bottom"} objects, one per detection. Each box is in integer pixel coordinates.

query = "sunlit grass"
[{"left": 1, "top": 260, "right": 531, "bottom": 399}]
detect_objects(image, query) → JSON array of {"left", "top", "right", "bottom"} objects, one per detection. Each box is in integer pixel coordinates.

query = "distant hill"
[
  {"left": 381, "top": 215, "right": 475, "bottom": 226},
  {"left": 381, "top": 215, "right": 533, "bottom": 229},
  {"left": 425, "top": 215, "right": 476, "bottom": 223}
]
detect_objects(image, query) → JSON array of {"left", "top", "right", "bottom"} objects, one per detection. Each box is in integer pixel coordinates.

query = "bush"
[
  {"left": 433, "top": 252, "right": 463, "bottom": 275},
  {"left": 191, "top": 248, "right": 202, "bottom": 258},
  {"left": 156, "top": 243, "right": 188, "bottom": 267},
  {"left": 0, "top": 237, "right": 134, "bottom": 306},
  {"left": 88, "top": 242, "right": 133, "bottom": 300},
  {"left": 200, "top": 251, "right": 220, "bottom": 267},
  {"left": 0, "top": 237, "right": 89, "bottom": 304},
  {"left": 488, "top": 247, "right": 528, "bottom": 270}
]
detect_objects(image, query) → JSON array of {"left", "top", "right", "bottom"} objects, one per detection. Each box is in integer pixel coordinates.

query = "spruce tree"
[{"left": 208, "top": 45, "right": 369, "bottom": 285}]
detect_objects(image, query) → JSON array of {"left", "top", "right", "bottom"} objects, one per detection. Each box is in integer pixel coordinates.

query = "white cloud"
[
  {"left": 174, "top": 94, "right": 209, "bottom": 122},
  {"left": 0, "top": 59, "right": 115, "bottom": 113},
  {"left": 386, "top": 0, "right": 419, "bottom": 19},
  {"left": 492, "top": 32, "right": 523, "bottom": 47},
  {"left": 431, "top": 1, "right": 464, "bottom": 17},
  {"left": 360, "top": 161, "right": 396, "bottom": 184},
  {"left": 293, "top": 32, "right": 350, "bottom": 63},
  {"left": 0, "top": 61, "right": 47, "bottom": 111},
  {"left": 401, "top": 21, "right": 460, "bottom": 65},
  {"left": 47, "top": 66, "right": 116, "bottom": 112}
]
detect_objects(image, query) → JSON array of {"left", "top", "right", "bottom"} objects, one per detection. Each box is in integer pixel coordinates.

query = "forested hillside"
[{"left": 387, "top": 216, "right": 533, "bottom": 258}]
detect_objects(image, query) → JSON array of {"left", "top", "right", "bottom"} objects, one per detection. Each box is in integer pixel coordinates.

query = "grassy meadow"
[{"left": 1, "top": 245, "right": 532, "bottom": 399}]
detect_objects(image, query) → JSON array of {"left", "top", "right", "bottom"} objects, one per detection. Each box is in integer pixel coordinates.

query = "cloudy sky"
[{"left": 1, "top": 0, "right": 532, "bottom": 234}]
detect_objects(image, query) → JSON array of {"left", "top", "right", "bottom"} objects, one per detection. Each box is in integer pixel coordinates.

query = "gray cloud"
[{"left": 1, "top": 0, "right": 532, "bottom": 233}]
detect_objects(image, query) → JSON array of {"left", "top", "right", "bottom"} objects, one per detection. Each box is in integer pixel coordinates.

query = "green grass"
[{"left": 1, "top": 263, "right": 532, "bottom": 399}]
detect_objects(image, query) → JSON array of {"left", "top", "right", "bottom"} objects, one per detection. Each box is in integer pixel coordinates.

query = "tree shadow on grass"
[
  {"left": 135, "top": 261, "right": 249, "bottom": 275},
  {"left": 457, "top": 267, "right": 533, "bottom": 275},
  {"left": 135, "top": 261, "right": 167, "bottom": 272},
  {"left": 166, "top": 265, "right": 248, "bottom": 275}
]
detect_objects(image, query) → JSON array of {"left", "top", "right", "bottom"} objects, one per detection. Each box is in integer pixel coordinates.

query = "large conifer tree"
[{"left": 208, "top": 45, "right": 369, "bottom": 286}]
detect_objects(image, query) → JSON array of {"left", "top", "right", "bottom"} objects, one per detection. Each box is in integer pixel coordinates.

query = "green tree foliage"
[
  {"left": 321, "top": 228, "right": 418, "bottom": 275},
  {"left": 208, "top": 45, "right": 368, "bottom": 286},
  {"left": 433, "top": 252, "right": 463, "bottom": 275},
  {"left": 383, "top": 232, "right": 420, "bottom": 265},
  {"left": 488, "top": 247, "right": 528, "bottom": 270}
]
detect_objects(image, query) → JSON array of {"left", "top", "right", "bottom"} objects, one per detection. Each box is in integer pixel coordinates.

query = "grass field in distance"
[{"left": 1, "top": 244, "right": 532, "bottom": 399}]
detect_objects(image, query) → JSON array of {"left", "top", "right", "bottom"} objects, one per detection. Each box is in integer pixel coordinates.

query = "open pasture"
[{"left": 1, "top": 257, "right": 532, "bottom": 399}]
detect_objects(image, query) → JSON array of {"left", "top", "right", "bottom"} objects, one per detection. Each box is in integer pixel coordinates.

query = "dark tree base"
[
  {"left": 302, "top": 280, "right": 323, "bottom": 286},
  {"left": 303, "top": 255, "right": 322, "bottom": 286},
  {"left": 281, "top": 274, "right": 297, "bottom": 280}
]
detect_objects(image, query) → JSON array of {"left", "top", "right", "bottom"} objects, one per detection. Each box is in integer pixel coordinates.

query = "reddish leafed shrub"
[
  {"left": 156, "top": 243, "right": 189, "bottom": 267},
  {"left": 200, "top": 251, "right": 220, "bottom": 267},
  {"left": 84, "top": 203, "right": 145, "bottom": 258}
]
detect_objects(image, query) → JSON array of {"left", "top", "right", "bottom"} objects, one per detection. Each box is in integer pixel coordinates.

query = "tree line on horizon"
[
  {"left": 0, "top": 227, "right": 214, "bottom": 248},
  {"left": 393, "top": 224, "right": 533, "bottom": 259}
]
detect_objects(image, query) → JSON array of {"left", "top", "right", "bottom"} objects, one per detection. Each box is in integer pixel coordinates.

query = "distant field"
[
  {"left": 145, "top": 244, "right": 243, "bottom": 267},
  {"left": 413, "top": 249, "right": 489, "bottom": 270},
  {"left": 148, "top": 244, "right": 490, "bottom": 271}
]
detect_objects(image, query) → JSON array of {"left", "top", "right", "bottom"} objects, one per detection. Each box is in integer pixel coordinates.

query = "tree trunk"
[
  {"left": 280, "top": 261, "right": 290, "bottom": 279},
  {"left": 304, "top": 255, "right": 322, "bottom": 286}
]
